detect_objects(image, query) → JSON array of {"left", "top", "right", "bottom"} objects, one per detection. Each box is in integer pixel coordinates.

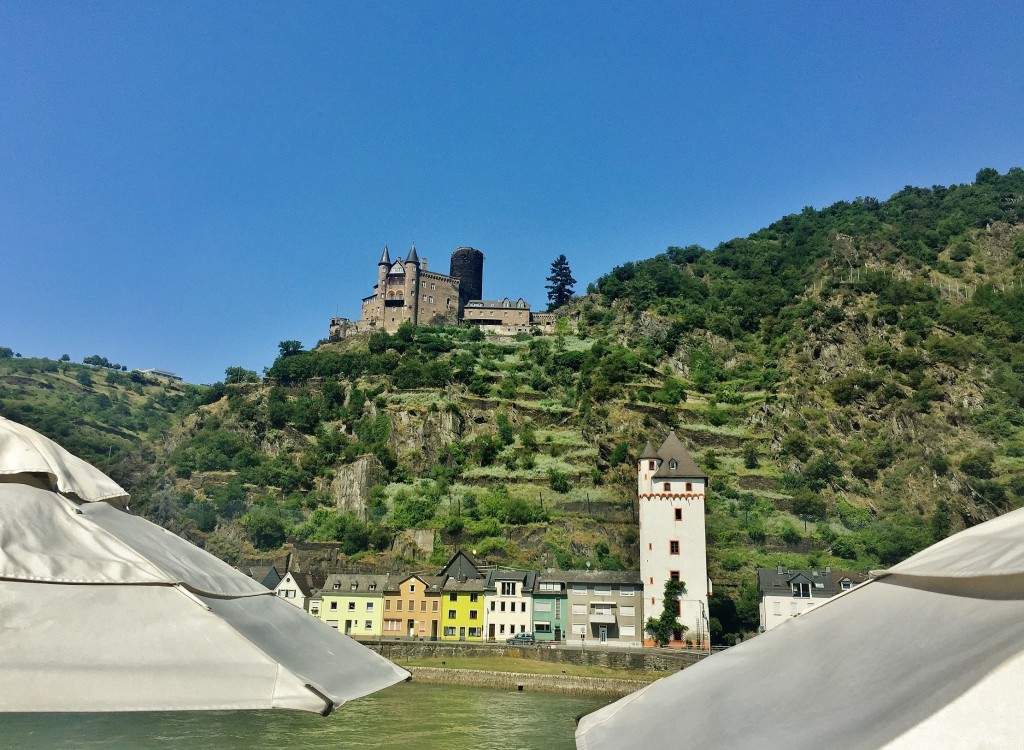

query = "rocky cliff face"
[{"left": 327, "top": 454, "right": 385, "bottom": 515}]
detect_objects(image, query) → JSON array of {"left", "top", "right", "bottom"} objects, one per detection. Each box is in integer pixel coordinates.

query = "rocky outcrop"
[
  {"left": 329, "top": 454, "right": 386, "bottom": 515},
  {"left": 388, "top": 405, "right": 463, "bottom": 471}
]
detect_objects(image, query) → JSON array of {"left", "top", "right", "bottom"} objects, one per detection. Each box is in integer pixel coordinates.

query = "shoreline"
[{"left": 404, "top": 666, "right": 659, "bottom": 697}]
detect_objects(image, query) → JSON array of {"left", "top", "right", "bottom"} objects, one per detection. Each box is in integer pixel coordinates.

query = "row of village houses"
[
  {"left": 255, "top": 550, "right": 650, "bottom": 647},
  {"left": 251, "top": 549, "right": 869, "bottom": 646}
]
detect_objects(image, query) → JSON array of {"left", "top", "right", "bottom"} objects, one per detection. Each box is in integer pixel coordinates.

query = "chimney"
[
  {"left": 776, "top": 562, "right": 783, "bottom": 574},
  {"left": 421, "top": 257, "right": 428, "bottom": 271},
  {"left": 825, "top": 566, "right": 831, "bottom": 573}
]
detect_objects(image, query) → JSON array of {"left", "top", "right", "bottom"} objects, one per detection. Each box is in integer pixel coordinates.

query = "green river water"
[{"left": 0, "top": 683, "right": 610, "bottom": 750}]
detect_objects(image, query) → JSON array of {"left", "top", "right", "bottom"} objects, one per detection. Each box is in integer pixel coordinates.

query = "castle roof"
[
  {"left": 379, "top": 245, "right": 391, "bottom": 265},
  {"left": 406, "top": 244, "right": 419, "bottom": 264},
  {"left": 639, "top": 440, "right": 658, "bottom": 460},
  {"left": 651, "top": 431, "right": 707, "bottom": 479}
]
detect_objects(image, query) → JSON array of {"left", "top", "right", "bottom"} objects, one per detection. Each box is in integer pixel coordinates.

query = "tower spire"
[{"left": 379, "top": 245, "right": 391, "bottom": 266}]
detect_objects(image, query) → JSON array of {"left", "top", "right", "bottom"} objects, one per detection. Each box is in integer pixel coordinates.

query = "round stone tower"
[{"left": 449, "top": 246, "right": 484, "bottom": 310}]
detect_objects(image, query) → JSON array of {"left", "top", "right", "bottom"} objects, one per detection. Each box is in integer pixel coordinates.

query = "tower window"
[
  {"left": 663, "top": 482, "right": 671, "bottom": 492},
  {"left": 670, "top": 571, "right": 680, "bottom": 581},
  {"left": 648, "top": 461, "right": 655, "bottom": 470},
  {"left": 674, "top": 508, "right": 682, "bottom": 521},
  {"left": 669, "top": 541, "right": 680, "bottom": 555},
  {"left": 685, "top": 482, "right": 693, "bottom": 492}
]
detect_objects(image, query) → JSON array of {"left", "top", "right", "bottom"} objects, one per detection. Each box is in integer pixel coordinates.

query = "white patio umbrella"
[
  {"left": 577, "top": 507, "right": 1024, "bottom": 750},
  {"left": 0, "top": 416, "right": 409, "bottom": 714}
]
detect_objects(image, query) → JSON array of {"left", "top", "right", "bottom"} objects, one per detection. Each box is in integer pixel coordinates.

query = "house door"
[
  {"left": 344, "top": 620, "right": 352, "bottom": 635},
  {"left": 431, "top": 620, "right": 438, "bottom": 640},
  {"left": 554, "top": 626, "right": 562, "bottom": 642},
  {"left": 407, "top": 619, "right": 415, "bottom": 637},
  {"left": 488, "top": 623, "right": 496, "bottom": 641},
  {"left": 599, "top": 626, "right": 608, "bottom": 644},
  {"left": 459, "top": 627, "right": 466, "bottom": 641}
]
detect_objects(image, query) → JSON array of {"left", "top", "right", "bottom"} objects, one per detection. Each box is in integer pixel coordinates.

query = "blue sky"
[{"left": 2, "top": 2, "right": 1022, "bottom": 384}]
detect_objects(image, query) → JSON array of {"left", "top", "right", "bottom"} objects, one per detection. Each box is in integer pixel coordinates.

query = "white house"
[
  {"left": 483, "top": 569, "right": 536, "bottom": 641},
  {"left": 757, "top": 565, "right": 869, "bottom": 631},
  {"left": 273, "top": 570, "right": 314, "bottom": 610},
  {"left": 638, "top": 431, "right": 711, "bottom": 647}
]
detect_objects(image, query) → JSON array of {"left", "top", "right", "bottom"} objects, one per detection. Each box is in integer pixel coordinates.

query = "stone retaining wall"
[
  {"left": 406, "top": 667, "right": 650, "bottom": 697},
  {"left": 367, "top": 640, "right": 705, "bottom": 672}
]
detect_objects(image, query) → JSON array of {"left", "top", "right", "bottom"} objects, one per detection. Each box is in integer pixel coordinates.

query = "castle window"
[
  {"left": 429, "top": 296, "right": 433, "bottom": 303},
  {"left": 669, "top": 540, "right": 680, "bottom": 555},
  {"left": 648, "top": 461, "right": 655, "bottom": 470},
  {"left": 431, "top": 283, "right": 436, "bottom": 290},
  {"left": 669, "top": 459, "right": 677, "bottom": 470},
  {"left": 663, "top": 482, "right": 671, "bottom": 492},
  {"left": 685, "top": 482, "right": 693, "bottom": 492},
  {"left": 674, "top": 508, "right": 682, "bottom": 521},
  {"left": 670, "top": 571, "right": 680, "bottom": 581}
]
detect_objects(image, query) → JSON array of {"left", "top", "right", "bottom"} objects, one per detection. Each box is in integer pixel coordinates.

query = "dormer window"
[
  {"left": 350, "top": 582, "right": 358, "bottom": 590},
  {"left": 369, "top": 583, "right": 377, "bottom": 591},
  {"left": 669, "top": 459, "right": 677, "bottom": 470},
  {"left": 332, "top": 583, "right": 340, "bottom": 590},
  {"left": 793, "top": 582, "right": 811, "bottom": 598}
]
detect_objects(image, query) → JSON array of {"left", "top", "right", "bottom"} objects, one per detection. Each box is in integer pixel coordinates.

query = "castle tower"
[
  {"left": 404, "top": 244, "right": 420, "bottom": 326},
  {"left": 377, "top": 245, "right": 391, "bottom": 288},
  {"left": 638, "top": 431, "right": 710, "bottom": 648},
  {"left": 449, "top": 246, "right": 484, "bottom": 314}
]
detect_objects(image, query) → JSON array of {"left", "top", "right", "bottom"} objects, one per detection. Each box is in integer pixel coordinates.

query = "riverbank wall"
[
  {"left": 406, "top": 667, "right": 651, "bottom": 697},
  {"left": 365, "top": 640, "right": 706, "bottom": 673}
]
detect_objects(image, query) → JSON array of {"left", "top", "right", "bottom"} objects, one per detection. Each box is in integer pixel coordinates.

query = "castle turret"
[
  {"left": 404, "top": 244, "right": 420, "bottom": 325},
  {"left": 377, "top": 245, "right": 391, "bottom": 289}
]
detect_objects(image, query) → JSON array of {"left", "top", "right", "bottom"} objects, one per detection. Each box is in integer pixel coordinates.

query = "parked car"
[{"left": 506, "top": 632, "right": 535, "bottom": 645}]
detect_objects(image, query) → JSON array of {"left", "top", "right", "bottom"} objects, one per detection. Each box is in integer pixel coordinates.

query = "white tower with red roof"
[{"left": 638, "top": 431, "right": 710, "bottom": 647}]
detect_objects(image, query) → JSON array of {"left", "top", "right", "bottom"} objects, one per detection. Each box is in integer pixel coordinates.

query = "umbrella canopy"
[
  {"left": 576, "top": 508, "right": 1024, "bottom": 750},
  {"left": 0, "top": 417, "right": 409, "bottom": 714}
]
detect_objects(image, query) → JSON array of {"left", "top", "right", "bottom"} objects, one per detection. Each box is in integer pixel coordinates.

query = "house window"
[
  {"left": 793, "top": 583, "right": 811, "bottom": 598},
  {"left": 674, "top": 508, "right": 682, "bottom": 521},
  {"left": 621, "top": 625, "right": 636, "bottom": 637},
  {"left": 595, "top": 585, "right": 612, "bottom": 596},
  {"left": 491, "top": 601, "right": 496, "bottom": 611},
  {"left": 572, "top": 604, "right": 586, "bottom": 615},
  {"left": 521, "top": 602, "right": 526, "bottom": 613},
  {"left": 396, "top": 601, "right": 403, "bottom": 611},
  {"left": 366, "top": 602, "right": 374, "bottom": 611},
  {"left": 364, "top": 620, "right": 372, "bottom": 630},
  {"left": 470, "top": 593, "right": 479, "bottom": 602},
  {"left": 468, "top": 628, "right": 481, "bottom": 638},
  {"left": 571, "top": 584, "right": 586, "bottom": 596},
  {"left": 432, "top": 601, "right": 439, "bottom": 612},
  {"left": 499, "top": 624, "right": 506, "bottom": 634},
  {"left": 773, "top": 602, "right": 782, "bottom": 615},
  {"left": 670, "top": 571, "right": 680, "bottom": 581},
  {"left": 450, "top": 593, "right": 457, "bottom": 601},
  {"left": 330, "top": 601, "right": 338, "bottom": 611},
  {"left": 420, "top": 600, "right": 427, "bottom": 612},
  {"left": 620, "top": 586, "right": 635, "bottom": 597},
  {"left": 535, "top": 622, "right": 552, "bottom": 633},
  {"left": 500, "top": 602, "right": 506, "bottom": 612},
  {"left": 621, "top": 606, "right": 635, "bottom": 617},
  {"left": 347, "top": 602, "right": 356, "bottom": 611},
  {"left": 409, "top": 584, "right": 416, "bottom": 593},
  {"left": 841, "top": 581, "right": 852, "bottom": 590},
  {"left": 501, "top": 581, "right": 516, "bottom": 596},
  {"left": 385, "top": 600, "right": 391, "bottom": 611},
  {"left": 448, "top": 610, "right": 457, "bottom": 619},
  {"left": 663, "top": 483, "right": 671, "bottom": 491},
  {"left": 444, "top": 626, "right": 456, "bottom": 637},
  {"left": 670, "top": 540, "right": 680, "bottom": 555},
  {"left": 469, "top": 610, "right": 478, "bottom": 620},
  {"left": 407, "top": 600, "right": 413, "bottom": 611}
]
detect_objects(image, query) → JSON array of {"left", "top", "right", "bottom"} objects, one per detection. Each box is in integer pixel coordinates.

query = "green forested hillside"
[{"left": 6, "top": 167, "right": 1024, "bottom": 644}]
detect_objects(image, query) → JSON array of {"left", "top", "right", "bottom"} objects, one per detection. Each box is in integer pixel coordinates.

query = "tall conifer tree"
[{"left": 545, "top": 254, "right": 576, "bottom": 310}]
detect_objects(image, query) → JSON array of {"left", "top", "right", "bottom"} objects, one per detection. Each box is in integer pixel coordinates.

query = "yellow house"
[
  {"left": 440, "top": 578, "right": 485, "bottom": 641},
  {"left": 317, "top": 573, "right": 389, "bottom": 639},
  {"left": 382, "top": 574, "right": 445, "bottom": 639}
]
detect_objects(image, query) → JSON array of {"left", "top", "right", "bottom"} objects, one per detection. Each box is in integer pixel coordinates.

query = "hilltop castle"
[{"left": 329, "top": 245, "right": 554, "bottom": 339}]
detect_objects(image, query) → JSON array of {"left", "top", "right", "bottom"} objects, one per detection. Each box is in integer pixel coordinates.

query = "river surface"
[{"left": 1, "top": 682, "right": 609, "bottom": 750}]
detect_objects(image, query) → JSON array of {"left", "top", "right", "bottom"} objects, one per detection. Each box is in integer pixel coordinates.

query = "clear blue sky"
[{"left": 3, "top": 2, "right": 1022, "bottom": 384}]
